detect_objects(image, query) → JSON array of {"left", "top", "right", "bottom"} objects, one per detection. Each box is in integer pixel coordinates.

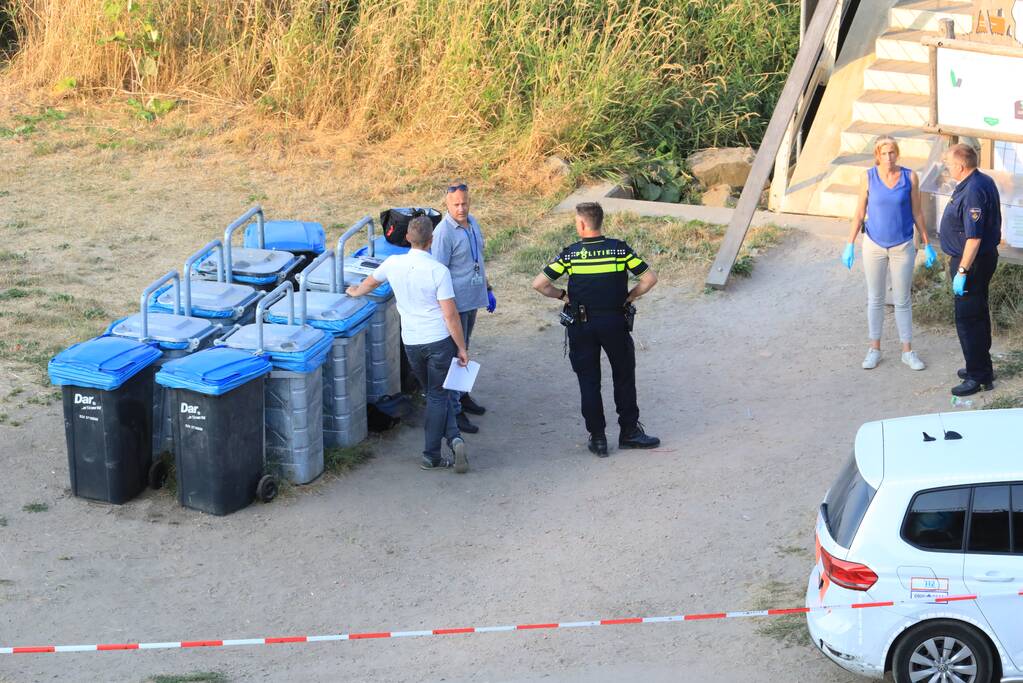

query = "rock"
[
  {"left": 687, "top": 147, "right": 755, "bottom": 189},
  {"left": 544, "top": 155, "right": 571, "bottom": 177},
  {"left": 701, "top": 183, "right": 733, "bottom": 208}
]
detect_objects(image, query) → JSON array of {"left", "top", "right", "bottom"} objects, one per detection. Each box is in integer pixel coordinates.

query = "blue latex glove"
[
  {"left": 924, "top": 244, "right": 937, "bottom": 269},
  {"left": 953, "top": 273, "right": 967, "bottom": 296},
  {"left": 486, "top": 289, "right": 497, "bottom": 313},
  {"left": 841, "top": 243, "right": 855, "bottom": 270}
]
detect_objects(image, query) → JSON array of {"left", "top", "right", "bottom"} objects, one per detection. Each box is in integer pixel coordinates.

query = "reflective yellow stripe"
[
  {"left": 626, "top": 257, "right": 644, "bottom": 269},
  {"left": 572, "top": 257, "right": 618, "bottom": 265},
  {"left": 548, "top": 261, "right": 566, "bottom": 274},
  {"left": 570, "top": 263, "right": 626, "bottom": 274}
]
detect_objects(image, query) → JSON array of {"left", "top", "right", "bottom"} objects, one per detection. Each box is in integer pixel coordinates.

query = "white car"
[{"left": 807, "top": 409, "right": 1023, "bottom": 683}]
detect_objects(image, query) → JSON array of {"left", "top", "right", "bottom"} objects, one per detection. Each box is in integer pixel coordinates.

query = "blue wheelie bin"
[
  {"left": 150, "top": 239, "right": 263, "bottom": 325},
  {"left": 245, "top": 219, "right": 325, "bottom": 272},
  {"left": 156, "top": 347, "right": 275, "bottom": 515},
  {"left": 268, "top": 249, "right": 376, "bottom": 448},
  {"left": 108, "top": 271, "right": 223, "bottom": 481},
  {"left": 49, "top": 335, "right": 162, "bottom": 504},
  {"left": 304, "top": 217, "right": 401, "bottom": 403},
  {"left": 219, "top": 282, "right": 333, "bottom": 484},
  {"left": 194, "top": 206, "right": 304, "bottom": 292}
]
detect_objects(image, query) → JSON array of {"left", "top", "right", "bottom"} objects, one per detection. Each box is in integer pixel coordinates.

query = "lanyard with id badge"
[{"left": 466, "top": 223, "right": 484, "bottom": 286}]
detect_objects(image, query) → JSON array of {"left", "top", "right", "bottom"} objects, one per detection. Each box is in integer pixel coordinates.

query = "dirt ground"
[{"left": 1, "top": 114, "right": 1019, "bottom": 683}]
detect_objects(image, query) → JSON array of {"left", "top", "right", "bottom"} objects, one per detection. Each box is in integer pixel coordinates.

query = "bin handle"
[
  {"left": 140, "top": 271, "right": 180, "bottom": 342},
  {"left": 336, "top": 216, "right": 375, "bottom": 293},
  {"left": 254, "top": 281, "right": 297, "bottom": 354},
  {"left": 223, "top": 205, "right": 264, "bottom": 284},
  {"left": 183, "top": 239, "right": 224, "bottom": 316},
  {"left": 298, "top": 249, "right": 335, "bottom": 325}
]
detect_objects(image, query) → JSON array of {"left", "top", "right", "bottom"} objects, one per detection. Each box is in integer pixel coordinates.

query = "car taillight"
[{"left": 820, "top": 546, "right": 877, "bottom": 591}]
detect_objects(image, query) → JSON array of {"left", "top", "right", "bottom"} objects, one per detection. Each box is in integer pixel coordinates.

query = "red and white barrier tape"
[{"left": 4, "top": 590, "right": 1022, "bottom": 654}]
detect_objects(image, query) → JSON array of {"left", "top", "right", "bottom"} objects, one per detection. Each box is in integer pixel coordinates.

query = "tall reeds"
[{"left": 2, "top": 0, "right": 798, "bottom": 170}]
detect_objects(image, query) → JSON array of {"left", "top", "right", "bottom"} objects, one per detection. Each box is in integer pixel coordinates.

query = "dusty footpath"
[{"left": 0, "top": 230, "right": 989, "bottom": 682}]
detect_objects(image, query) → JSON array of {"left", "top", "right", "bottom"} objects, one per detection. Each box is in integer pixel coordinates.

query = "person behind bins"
[
  {"left": 939, "top": 143, "right": 1003, "bottom": 397},
  {"left": 531, "top": 202, "right": 660, "bottom": 457},
  {"left": 346, "top": 216, "right": 470, "bottom": 473},
  {"left": 430, "top": 182, "right": 495, "bottom": 436}
]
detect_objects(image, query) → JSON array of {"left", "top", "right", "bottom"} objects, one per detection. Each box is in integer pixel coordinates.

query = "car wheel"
[{"left": 892, "top": 620, "right": 995, "bottom": 683}]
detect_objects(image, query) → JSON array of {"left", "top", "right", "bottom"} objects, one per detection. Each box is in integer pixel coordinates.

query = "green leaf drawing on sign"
[
  {"left": 950, "top": 70, "right": 962, "bottom": 87},
  {"left": 983, "top": 116, "right": 999, "bottom": 126}
]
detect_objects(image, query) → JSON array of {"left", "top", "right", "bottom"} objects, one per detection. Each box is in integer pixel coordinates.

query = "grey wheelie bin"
[
  {"left": 107, "top": 271, "right": 223, "bottom": 482},
  {"left": 150, "top": 239, "right": 263, "bottom": 325},
  {"left": 304, "top": 216, "right": 401, "bottom": 402},
  {"left": 268, "top": 248, "right": 376, "bottom": 448},
  {"left": 194, "top": 206, "right": 304, "bottom": 292},
  {"left": 48, "top": 335, "right": 162, "bottom": 504},
  {"left": 219, "top": 282, "right": 333, "bottom": 484},
  {"left": 155, "top": 347, "right": 276, "bottom": 515}
]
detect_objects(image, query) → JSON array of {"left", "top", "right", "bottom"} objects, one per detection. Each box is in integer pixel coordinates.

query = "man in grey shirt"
[{"left": 431, "top": 182, "right": 495, "bottom": 433}]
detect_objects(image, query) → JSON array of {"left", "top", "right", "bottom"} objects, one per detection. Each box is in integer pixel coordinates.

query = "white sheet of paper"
[{"left": 443, "top": 359, "right": 480, "bottom": 393}]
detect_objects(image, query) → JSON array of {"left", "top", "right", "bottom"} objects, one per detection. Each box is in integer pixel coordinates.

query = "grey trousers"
[
  {"left": 450, "top": 309, "right": 477, "bottom": 415},
  {"left": 862, "top": 236, "right": 916, "bottom": 344}
]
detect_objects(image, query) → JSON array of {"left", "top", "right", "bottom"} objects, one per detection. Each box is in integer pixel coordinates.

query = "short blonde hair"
[{"left": 873, "top": 136, "right": 900, "bottom": 165}]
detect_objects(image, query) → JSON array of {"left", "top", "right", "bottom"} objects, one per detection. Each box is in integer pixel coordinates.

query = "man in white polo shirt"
[{"left": 347, "top": 216, "right": 470, "bottom": 473}]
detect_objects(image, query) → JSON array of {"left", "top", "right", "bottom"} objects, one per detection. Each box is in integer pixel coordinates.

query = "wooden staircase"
[{"left": 815, "top": 0, "right": 975, "bottom": 217}]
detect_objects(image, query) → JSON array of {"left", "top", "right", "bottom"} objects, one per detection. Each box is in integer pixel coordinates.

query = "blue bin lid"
[
  {"left": 245, "top": 220, "right": 326, "bottom": 254},
  {"left": 150, "top": 280, "right": 261, "bottom": 319},
  {"left": 266, "top": 293, "right": 376, "bottom": 335},
  {"left": 195, "top": 248, "right": 300, "bottom": 282},
  {"left": 155, "top": 347, "right": 271, "bottom": 396},
  {"left": 221, "top": 323, "right": 333, "bottom": 372},
  {"left": 354, "top": 236, "right": 410, "bottom": 258},
  {"left": 49, "top": 335, "right": 162, "bottom": 391}
]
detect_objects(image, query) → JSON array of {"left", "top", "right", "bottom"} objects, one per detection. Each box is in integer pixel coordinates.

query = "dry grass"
[{"left": 1, "top": 0, "right": 798, "bottom": 180}]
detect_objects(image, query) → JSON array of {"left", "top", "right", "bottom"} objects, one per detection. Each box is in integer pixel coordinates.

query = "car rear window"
[
  {"left": 823, "top": 455, "right": 876, "bottom": 548},
  {"left": 969, "top": 485, "right": 1011, "bottom": 553},
  {"left": 903, "top": 487, "right": 970, "bottom": 551}
]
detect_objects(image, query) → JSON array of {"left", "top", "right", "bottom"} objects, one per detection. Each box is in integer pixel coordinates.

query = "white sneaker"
[
  {"left": 862, "top": 348, "right": 881, "bottom": 369},
  {"left": 902, "top": 350, "right": 926, "bottom": 371}
]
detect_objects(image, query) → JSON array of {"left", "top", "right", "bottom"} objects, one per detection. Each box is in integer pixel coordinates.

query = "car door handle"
[{"left": 971, "top": 574, "right": 1015, "bottom": 582}]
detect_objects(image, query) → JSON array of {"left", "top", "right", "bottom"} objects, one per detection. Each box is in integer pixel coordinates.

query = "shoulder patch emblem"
[{"left": 969, "top": 207, "right": 982, "bottom": 222}]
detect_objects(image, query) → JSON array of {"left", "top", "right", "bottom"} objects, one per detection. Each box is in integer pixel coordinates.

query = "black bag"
[
  {"left": 367, "top": 393, "right": 415, "bottom": 432},
  {"left": 379, "top": 207, "right": 442, "bottom": 247}
]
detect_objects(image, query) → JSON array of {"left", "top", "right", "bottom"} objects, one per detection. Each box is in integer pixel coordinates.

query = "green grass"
[
  {"left": 146, "top": 673, "right": 228, "bottom": 683},
  {"left": 914, "top": 261, "right": 1023, "bottom": 336},
  {"left": 22, "top": 502, "right": 48, "bottom": 513},
  {"left": 984, "top": 395, "right": 1023, "bottom": 410},
  {"left": 511, "top": 214, "right": 783, "bottom": 277},
  {"left": 752, "top": 580, "right": 811, "bottom": 647},
  {"left": 324, "top": 443, "right": 374, "bottom": 475}
]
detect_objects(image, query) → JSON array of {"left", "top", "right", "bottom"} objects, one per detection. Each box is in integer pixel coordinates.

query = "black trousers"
[
  {"left": 950, "top": 249, "right": 999, "bottom": 384},
  {"left": 567, "top": 314, "right": 640, "bottom": 435}
]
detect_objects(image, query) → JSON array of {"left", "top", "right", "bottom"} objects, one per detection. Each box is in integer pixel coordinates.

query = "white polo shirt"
[{"left": 371, "top": 249, "right": 455, "bottom": 346}]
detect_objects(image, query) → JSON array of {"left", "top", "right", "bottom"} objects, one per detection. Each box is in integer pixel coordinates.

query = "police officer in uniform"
[
  {"left": 532, "top": 202, "right": 660, "bottom": 457},
  {"left": 939, "top": 143, "right": 1002, "bottom": 397}
]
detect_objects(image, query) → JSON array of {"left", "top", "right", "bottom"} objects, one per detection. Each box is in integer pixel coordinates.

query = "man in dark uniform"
[
  {"left": 939, "top": 143, "right": 1002, "bottom": 397},
  {"left": 531, "top": 202, "right": 660, "bottom": 457}
]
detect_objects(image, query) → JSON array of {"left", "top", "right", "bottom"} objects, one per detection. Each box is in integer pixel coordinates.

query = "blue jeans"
[
  {"left": 404, "top": 336, "right": 460, "bottom": 462},
  {"left": 450, "top": 309, "right": 476, "bottom": 416}
]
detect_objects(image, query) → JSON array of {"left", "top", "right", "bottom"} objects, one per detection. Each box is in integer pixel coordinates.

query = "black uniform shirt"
[
  {"left": 939, "top": 169, "right": 1002, "bottom": 257},
  {"left": 542, "top": 236, "right": 649, "bottom": 310}
]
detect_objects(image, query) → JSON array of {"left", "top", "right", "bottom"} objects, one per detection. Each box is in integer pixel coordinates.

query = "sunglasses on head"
[{"left": 447, "top": 184, "right": 469, "bottom": 193}]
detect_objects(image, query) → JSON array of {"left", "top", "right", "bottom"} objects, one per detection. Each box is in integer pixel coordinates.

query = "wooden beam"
[
  {"left": 922, "top": 125, "right": 1023, "bottom": 144},
  {"left": 920, "top": 36, "right": 1023, "bottom": 58},
  {"left": 705, "top": 0, "right": 842, "bottom": 289}
]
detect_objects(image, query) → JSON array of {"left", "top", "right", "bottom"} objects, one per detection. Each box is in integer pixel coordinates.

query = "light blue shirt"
[{"left": 430, "top": 213, "right": 488, "bottom": 312}]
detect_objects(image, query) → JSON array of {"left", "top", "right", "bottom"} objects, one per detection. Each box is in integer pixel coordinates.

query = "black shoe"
[
  {"left": 951, "top": 379, "right": 993, "bottom": 397},
  {"left": 460, "top": 394, "right": 486, "bottom": 415},
  {"left": 420, "top": 457, "right": 453, "bottom": 470},
  {"left": 456, "top": 412, "right": 479, "bottom": 434},
  {"left": 450, "top": 437, "right": 469, "bottom": 474},
  {"left": 958, "top": 368, "right": 997, "bottom": 381},
  {"left": 619, "top": 423, "right": 660, "bottom": 449},
  {"left": 588, "top": 433, "right": 609, "bottom": 457}
]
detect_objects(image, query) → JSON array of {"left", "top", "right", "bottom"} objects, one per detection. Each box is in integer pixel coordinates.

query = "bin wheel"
[
  {"left": 257, "top": 475, "right": 278, "bottom": 503},
  {"left": 148, "top": 459, "right": 169, "bottom": 490}
]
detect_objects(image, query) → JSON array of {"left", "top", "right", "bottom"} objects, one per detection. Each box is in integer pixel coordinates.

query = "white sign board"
[{"left": 936, "top": 47, "right": 1023, "bottom": 138}]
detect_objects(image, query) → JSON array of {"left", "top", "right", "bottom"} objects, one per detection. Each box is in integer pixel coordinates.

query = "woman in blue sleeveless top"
[{"left": 842, "top": 136, "right": 937, "bottom": 370}]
